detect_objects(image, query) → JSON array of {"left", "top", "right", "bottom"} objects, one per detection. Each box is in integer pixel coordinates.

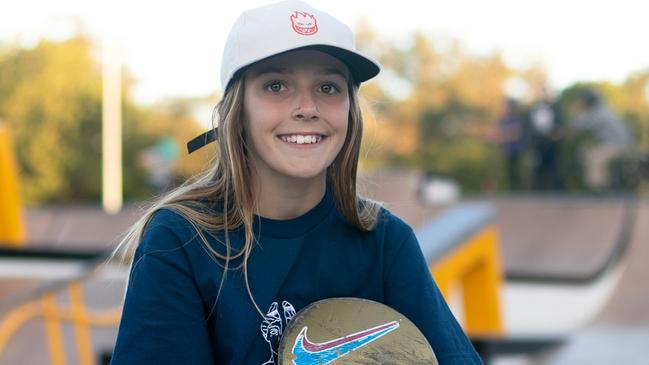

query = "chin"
[
  {"left": 282, "top": 165, "right": 328, "bottom": 181},
  {"left": 287, "top": 170, "right": 326, "bottom": 180}
]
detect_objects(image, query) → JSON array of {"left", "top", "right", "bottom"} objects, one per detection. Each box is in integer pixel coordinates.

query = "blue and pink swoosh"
[{"left": 291, "top": 321, "right": 400, "bottom": 365}]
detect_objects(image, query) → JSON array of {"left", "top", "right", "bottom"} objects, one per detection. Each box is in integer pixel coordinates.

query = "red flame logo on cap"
[{"left": 290, "top": 11, "right": 318, "bottom": 35}]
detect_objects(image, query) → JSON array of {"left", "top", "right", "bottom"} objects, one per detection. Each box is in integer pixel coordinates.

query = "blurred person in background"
[
  {"left": 529, "top": 88, "right": 564, "bottom": 191},
  {"left": 572, "top": 88, "right": 633, "bottom": 191},
  {"left": 498, "top": 97, "right": 527, "bottom": 191},
  {"left": 137, "top": 136, "right": 179, "bottom": 193}
]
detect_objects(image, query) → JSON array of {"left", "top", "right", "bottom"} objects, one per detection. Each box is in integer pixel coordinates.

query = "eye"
[
  {"left": 320, "top": 83, "right": 339, "bottom": 94},
  {"left": 265, "top": 81, "right": 286, "bottom": 93}
]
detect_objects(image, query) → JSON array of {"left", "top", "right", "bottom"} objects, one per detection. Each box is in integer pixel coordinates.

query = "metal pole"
[{"left": 102, "top": 39, "right": 122, "bottom": 214}]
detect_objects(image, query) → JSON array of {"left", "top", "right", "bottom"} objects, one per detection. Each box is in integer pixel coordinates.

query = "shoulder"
[
  {"left": 137, "top": 208, "right": 198, "bottom": 254},
  {"left": 371, "top": 205, "right": 415, "bottom": 241},
  {"left": 354, "top": 204, "right": 419, "bottom": 262},
  {"left": 146, "top": 208, "right": 194, "bottom": 231},
  {"left": 331, "top": 200, "right": 415, "bottom": 251}
]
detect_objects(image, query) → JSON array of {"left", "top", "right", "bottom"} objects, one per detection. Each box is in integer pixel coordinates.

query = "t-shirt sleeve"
[
  {"left": 384, "top": 228, "right": 483, "bottom": 365},
  {"left": 110, "top": 211, "right": 214, "bottom": 364}
]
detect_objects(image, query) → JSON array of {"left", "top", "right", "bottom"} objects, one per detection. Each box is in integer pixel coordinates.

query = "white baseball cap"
[{"left": 220, "top": 0, "right": 381, "bottom": 90}]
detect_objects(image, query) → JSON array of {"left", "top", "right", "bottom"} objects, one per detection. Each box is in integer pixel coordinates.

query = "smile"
[{"left": 279, "top": 134, "right": 324, "bottom": 145}]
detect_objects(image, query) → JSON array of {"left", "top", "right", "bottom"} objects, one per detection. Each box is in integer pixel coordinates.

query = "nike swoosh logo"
[{"left": 291, "top": 321, "right": 400, "bottom": 365}]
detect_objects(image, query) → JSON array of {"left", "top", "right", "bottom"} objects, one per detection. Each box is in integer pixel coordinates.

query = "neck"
[{"left": 253, "top": 175, "right": 327, "bottom": 220}]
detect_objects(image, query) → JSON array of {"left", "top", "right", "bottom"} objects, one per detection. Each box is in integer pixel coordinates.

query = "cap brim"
[
  {"left": 301, "top": 45, "right": 381, "bottom": 84},
  {"left": 229, "top": 44, "right": 380, "bottom": 89}
]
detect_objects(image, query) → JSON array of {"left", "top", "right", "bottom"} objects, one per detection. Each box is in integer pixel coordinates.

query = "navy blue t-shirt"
[{"left": 111, "top": 188, "right": 482, "bottom": 364}]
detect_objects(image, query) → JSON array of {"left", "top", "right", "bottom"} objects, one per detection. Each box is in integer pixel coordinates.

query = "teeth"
[{"left": 281, "top": 135, "right": 323, "bottom": 144}]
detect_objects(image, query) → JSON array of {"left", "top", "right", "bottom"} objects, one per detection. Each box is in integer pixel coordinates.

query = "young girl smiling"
[{"left": 110, "top": 1, "right": 482, "bottom": 364}]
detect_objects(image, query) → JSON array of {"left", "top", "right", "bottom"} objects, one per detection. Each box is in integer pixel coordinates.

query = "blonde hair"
[{"left": 112, "top": 74, "right": 382, "bottom": 318}]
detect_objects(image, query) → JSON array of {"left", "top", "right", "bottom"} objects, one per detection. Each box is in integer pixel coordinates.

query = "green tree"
[{"left": 0, "top": 36, "right": 106, "bottom": 202}]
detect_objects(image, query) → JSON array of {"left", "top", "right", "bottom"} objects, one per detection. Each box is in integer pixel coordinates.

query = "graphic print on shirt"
[{"left": 260, "top": 300, "right": 296, "bottom": 365}]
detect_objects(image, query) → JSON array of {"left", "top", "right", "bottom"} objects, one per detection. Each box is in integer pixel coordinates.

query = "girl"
[{"left": 110, "top": 1, "right": 482, "bottom": 364}]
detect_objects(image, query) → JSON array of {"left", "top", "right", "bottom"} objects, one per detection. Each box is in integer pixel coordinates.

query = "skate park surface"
[{"left": 1, "top": 170, "right": 647, "bottom": 364}]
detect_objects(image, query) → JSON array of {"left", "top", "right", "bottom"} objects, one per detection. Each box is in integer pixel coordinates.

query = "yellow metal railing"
[
  {"left": 431, "top": 225, "right": 505, "bottom": 337},
  {"left": 0, "top": 281, "right": 122, "bottom": 365},
  {"left": 0, "top": 123, "right": 25, "bottom": 246}
]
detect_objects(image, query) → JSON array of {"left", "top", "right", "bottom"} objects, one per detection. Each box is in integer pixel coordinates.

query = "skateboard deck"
[{"left": 278, "top": 297, "right": 438, "bottom": 365}]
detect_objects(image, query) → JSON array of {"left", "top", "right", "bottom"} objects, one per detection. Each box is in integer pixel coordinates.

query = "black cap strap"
[{"left": 187, "top": 128, "right": 218, "bottom": 154}]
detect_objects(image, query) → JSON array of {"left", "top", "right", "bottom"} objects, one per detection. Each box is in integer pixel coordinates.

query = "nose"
[{"left": 292, "top": 90, "right": 320, "bottom": 121}]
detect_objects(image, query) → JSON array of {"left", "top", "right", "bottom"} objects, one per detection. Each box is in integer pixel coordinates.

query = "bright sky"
[{"left": 2, "top": 0, "right": 648, "bottom": 105}]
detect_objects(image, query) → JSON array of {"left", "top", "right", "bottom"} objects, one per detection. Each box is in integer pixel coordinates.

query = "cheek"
[
  {"left": 243, "top": 93, "right": 272, "bottom": 139},
  {"left": 244, "top": 94, "right": 284, "bottom": 130},
  {"left": 242, "top": 99, "right": 263, "bottom": 153},
  {"left": 320, "top": 93, "right": 350, "bottom": 119},
  {"left": 331, "top": 99, "right": 351, "bottom": 132},
  {"left": 242, "top": 116, "right": 264, "bottom": 155}
]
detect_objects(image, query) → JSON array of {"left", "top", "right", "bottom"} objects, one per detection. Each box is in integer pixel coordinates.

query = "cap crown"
[{"left": 220, "top": 0, "right": 375, "bottom": 90}]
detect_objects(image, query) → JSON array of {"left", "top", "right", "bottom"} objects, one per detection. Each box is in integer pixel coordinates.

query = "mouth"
[{"left": 278, "top": 134, "right": 325, "bottom": 145}]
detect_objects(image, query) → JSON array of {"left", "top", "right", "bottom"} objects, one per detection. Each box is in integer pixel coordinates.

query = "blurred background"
[{"left": 1, "top": 0, "right": 648, "bottom": 364}]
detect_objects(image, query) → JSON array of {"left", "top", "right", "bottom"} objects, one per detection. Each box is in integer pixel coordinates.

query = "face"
[{"left": 242, "top": 49, "right": 350, "bottom": 186}]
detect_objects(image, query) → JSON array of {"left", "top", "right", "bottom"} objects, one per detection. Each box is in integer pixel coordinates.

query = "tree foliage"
[
  {"left": 357, "top": 26, "right": 514, "bottom": 191},
  {"left": 0, "top": 36, "right": 205, "bottom": 203}
]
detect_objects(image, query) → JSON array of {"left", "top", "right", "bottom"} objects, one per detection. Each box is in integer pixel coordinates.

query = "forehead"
[{"left": 245, "top": 49, "right": 350, "bottom": 80}]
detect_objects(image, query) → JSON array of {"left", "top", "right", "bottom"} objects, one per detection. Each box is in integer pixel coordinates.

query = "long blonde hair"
[{"left": 112, "top": 74, "right": 382, "bottom": 317}]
